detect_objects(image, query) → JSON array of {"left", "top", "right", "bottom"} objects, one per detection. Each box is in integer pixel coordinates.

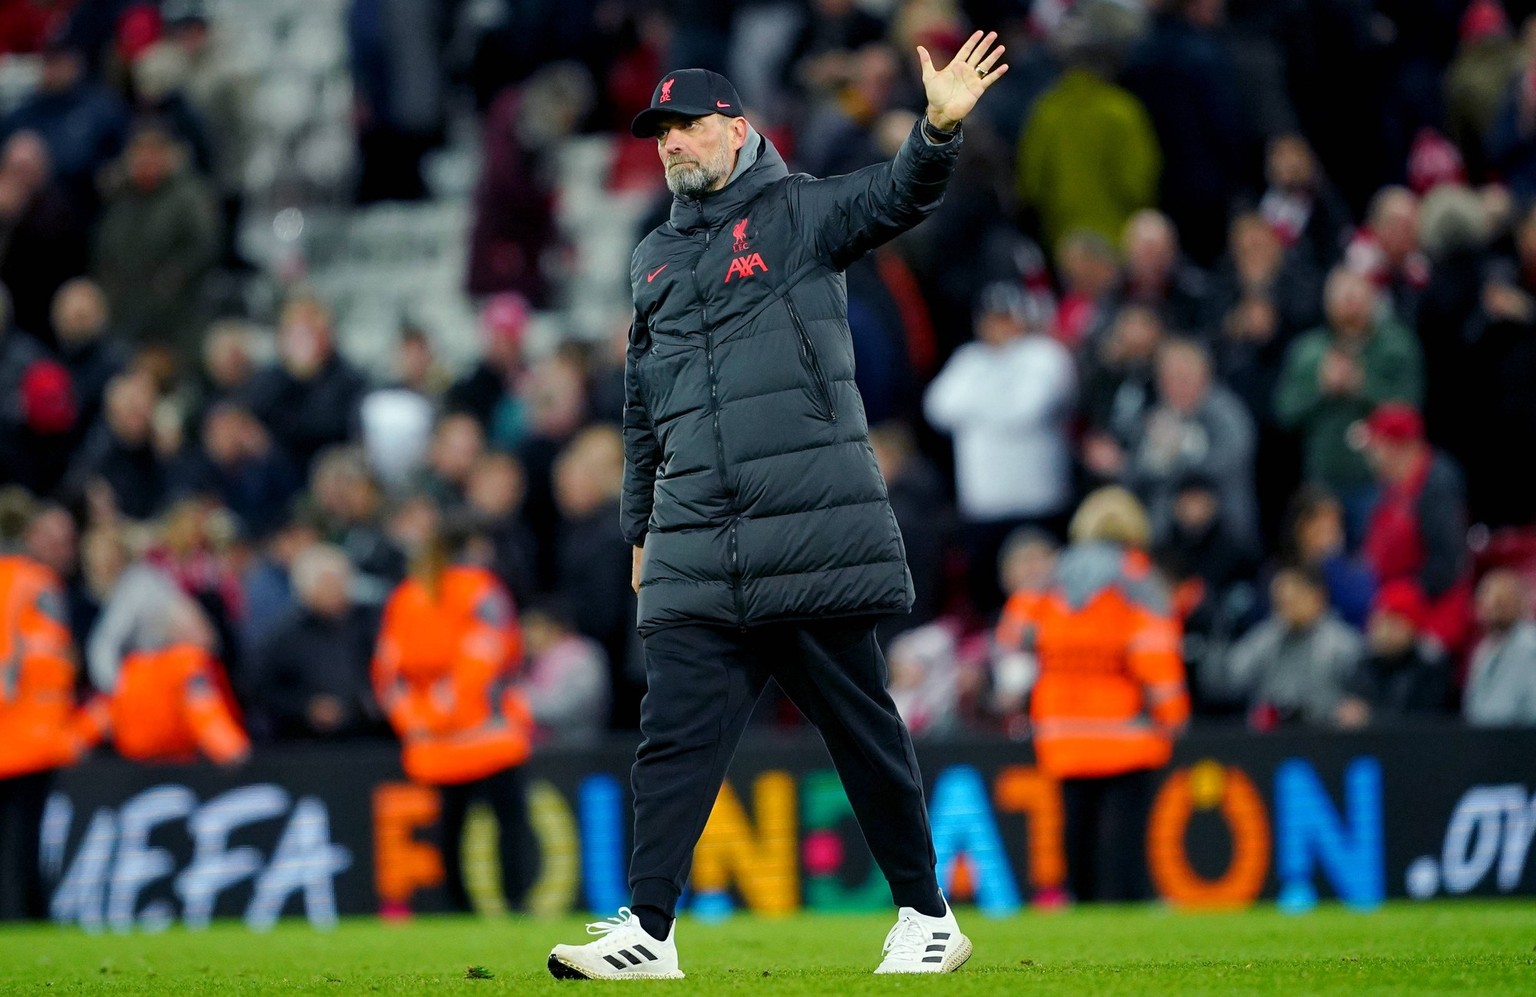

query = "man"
[
  {"left": 1464, "top": 569, "right": 1536, "bottom": 726},
  {"left": 549, "top": 30, "right": 1009, "bottom": 980},
  {"left": 1333, "top": 579, "right": 1452, "bottom": 727},
  {"left": 924, "top": 280, "right": 1075, "bottom": 614},
  {"left": 1358, "top": 403, "right": 1473, "bottom": 654},
  {"left": 1213, "top": 564, "right": 1363, "bottom": 728},
  {"left": 245, "top": 544, "right": 380, "bottom": 742}
]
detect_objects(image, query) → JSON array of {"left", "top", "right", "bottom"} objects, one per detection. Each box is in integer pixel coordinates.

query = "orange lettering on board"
[{"left": 373, "top": 782, "right": 445, "bottom": 906}]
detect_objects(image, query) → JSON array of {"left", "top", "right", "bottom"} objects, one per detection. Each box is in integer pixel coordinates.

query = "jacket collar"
[{"left": 668, "top": 130, "right": 787, "bottom": 235}]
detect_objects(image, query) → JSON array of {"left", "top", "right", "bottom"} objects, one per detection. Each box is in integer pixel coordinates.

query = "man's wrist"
[{"left": 924, "top": 108, "right": 961, "bottom": 135}]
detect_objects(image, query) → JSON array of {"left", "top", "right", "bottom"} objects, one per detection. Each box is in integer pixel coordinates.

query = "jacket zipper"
[
  {"left": 692, "top": 235, "right": 747, "bottom": 628},
  {"left": 785, "top": 295, "right": 837, "bottom": 421}
]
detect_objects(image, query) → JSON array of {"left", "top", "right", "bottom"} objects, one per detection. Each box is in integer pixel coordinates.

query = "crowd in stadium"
[{"left": 0, "top": 0, "right": 1534, "bottom": 794}]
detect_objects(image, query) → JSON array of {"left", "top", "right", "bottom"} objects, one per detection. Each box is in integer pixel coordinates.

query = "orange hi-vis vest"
[
  {"left": 996, "top": 546, "right": 1190, "bottom": 780},
  {"left": 0, "top": 555, "right": 94, "bottom": 779},
  {"left": 110, "top": 643, "right": 250, "bottom": 765},
  {"left": 373, "top": 565, "right": 532, "bottom": 785}
]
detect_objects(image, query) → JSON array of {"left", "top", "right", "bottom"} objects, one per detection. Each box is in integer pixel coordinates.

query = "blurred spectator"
[
  {"left": 0, "top": 285, "right": 45, "bottom": 473},
  {"left": 143, "top": 499, "right": 246, "bottom": 681},
  {"left": 389, "top": 325, "right": 449, "bottom": 403},
  {"left": 924, "top": 281, "right": 1076, "bottom": 614},
  {"left": 1274, "top": 267, "right": 1423, "bottom": 536},
  {"left": 796, "top": 43, "right": 907, "bottom": 178},
  {"left": 1281, "top": 484, "right": 1377, "bottom": 629},
  {"left": 1116, "top": 209, "right": 1209, "bottom": 333},
  {"left": 1464, "top": 568, "right": 1536, "bottom": 725},
  {"left": 1016, "top": 16, "right": 1159, "bottom": 258},
  {"left": 1459, "top": 198, "right": 1536, "bottom": 526},
  {"left": 782, "top": 0, "right": 887, "bottom": 101},
  {"left": 1121, "top": 0, "right": 1247, "bottom": 265},
  {"left": 1486, "top": 39, "right": 1536, "bottom": 198},
  {"left": 236, "top": 513, "right": 320, "bottom": 656},
  {"left": 1257, "top": 133, "right": 1351, "bottom": 270},
  {"left": 995, "top": 487, "right": 1188, "bottom": 901},
  {"left": 372, "top": 517, "right": 537, "bottom": 913},
  {"left": 1157, "top": 471, "right": 1259, "bottom": 716},
  {"left": 518, "top": 346, "right": 588, "bottom": 588},
  {"left": 415, "top": 413, "right": 485, "bottom": 512},
  {"left": 0, "top": 43, "right": 129, "bottom": 211},
  {"left": 52, "top": 278, "right": 128, "bottom": 444},
  {"left": 0, "top": 498, "right": 90, "bottom": 921},
  {"left": 81, "top": 526, "right": 183, "bottom": 692},
  {"left": 60, "top": 370, "right": 168, "bottom": 521},
  {"left": 464, "top": 450, "right": 536, "bottom": 607},
  {"left": 107, "top": 602, "right": 248, "bottom": 766},
  {"left": 1128, "top": 338, "right": 1257, "bottom": 548},
  {"left": 553, "top": 424, "right": 640, "bottom": 729},
  {"left": 870, "top": 421, "right": 950, "bottom": 641},
  {"left": 246, "top": 296, "right": 366, "bottom": 470},
  {"left": 91, "top": 120, "right": 220, "bottom": 360},
  {"left": 1334, "top": 579, "right": 1452, "bottom": 728},
  {"left": 467, "top": 65, "right": 589, "bottom": 303},
  {"left": 182, "top": 318, "right": 260, "bottom": 433},
  {"left": 1080, "top": 304, "right": 1164, "bottom": 485},
  {"left": 0, "top": 132, "right": 89, "bottom": 340},
  {"left": 887, "top": 622, "right": 963, "bottom": 737},
  {"left": 1344, "top": 186, "right": 1431, "bottom": 324},
  {"left": 1213, "top": 564, "right": 1363, "bottom": 729},
  {"left": 521, "top": 598, "right": 610, "bottom": 741},
  {"left": 129, "top": 41, "right": 215, "bottom": 178},
  {"left": 1445, "top": 0, "right": 1524, "bottom": 181},
  {"left": 245, "top": 543, "right": 380, "bottom": 742},
  {"left": 304, "top": 447, "right": 404, "bottom": 607},
  {"left": 446, "top": 293, "right": 529, "bottom": 445},
  {"left": 1359, "top": 403, "right": 1474, "bottom": 654},
  {"left": 998, "top": 526, "right": 1060, "bottom": 601},
  {"left": 1207, "top": 214, "right": 1325, "bottom": 380},
  {"left": 358, "top": 385, "right": 434, "bottom": 493},
  {"left": 9, "top": 355, "right": 79, "bottom": 497},
  {"left": 169, "top": 402, "right": 302, "bottom": 539},
  {"left": 1052, "top": 228, "right": 1120, "bottom": 349},
  {"left": 163, "top": 0, "right": 254, "bottom": 264},
  {"left": 348, "top": 0, "right": 446, "bottom": 203}
]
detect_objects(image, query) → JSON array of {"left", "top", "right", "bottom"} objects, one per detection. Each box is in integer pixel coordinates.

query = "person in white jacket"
[{"left": 924, "top": 280, "right": 1076, "bottom": 613}]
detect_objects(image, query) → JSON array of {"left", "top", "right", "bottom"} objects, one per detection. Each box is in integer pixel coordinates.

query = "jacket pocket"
[{"left": 785, "top": 296, "right": 837, "bottom": 422}]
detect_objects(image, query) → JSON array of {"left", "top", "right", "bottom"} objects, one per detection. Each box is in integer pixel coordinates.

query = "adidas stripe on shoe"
[
  {"left": 548, "top": 907, "right": 684, "bottom": 980},
  {"left": 873, "top": 900, "right": 973, "bottom": 974}
]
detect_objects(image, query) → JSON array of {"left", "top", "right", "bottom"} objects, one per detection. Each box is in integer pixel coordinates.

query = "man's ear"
[{"left": 729, "top": 116, "right": 749, "bottom": 152}]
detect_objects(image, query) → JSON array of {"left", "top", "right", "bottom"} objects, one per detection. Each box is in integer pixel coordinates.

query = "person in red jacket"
[
  {"left": 1358, "top": 403, "right": 1474, "bottom": 654},
  {"left": 0, "top": 501, "right": 97, "bottom": 920},
  {"left": 373, "top": 517, "right": 538, "bottom": 913}
]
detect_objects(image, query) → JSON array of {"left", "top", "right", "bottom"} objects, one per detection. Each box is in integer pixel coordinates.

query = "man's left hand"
[{"left": 919, "top": 29, "right": 1008, "bottom": 132}]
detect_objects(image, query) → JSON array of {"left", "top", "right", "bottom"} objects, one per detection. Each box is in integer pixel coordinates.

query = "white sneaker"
[
  {"left": 548, "top": 907, "right": 685, "bottom": 980},
  {"left": 873, "top": 900, "right": 973, "bottom": 974}
]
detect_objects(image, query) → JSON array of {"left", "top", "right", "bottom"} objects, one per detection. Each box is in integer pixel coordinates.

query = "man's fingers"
[
  {"left": 965, "top": 31, "right": 997, "bottom": 68},
  {"left": 981, "top": 63, "right": 1009, "bottom": 88},
  {"left": 953, "top": 29, "right": 982, "bottom": 64},
  {"left": 978, "top": 44, "right": 1005, "bottom": 75},
  {"left": 916, "top": 44, "right": 933, "bottom": 77}
]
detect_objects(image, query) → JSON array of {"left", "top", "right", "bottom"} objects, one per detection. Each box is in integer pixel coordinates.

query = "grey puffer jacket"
[{"left": 622, "top": 120, "right": 961, "bottom": 634}]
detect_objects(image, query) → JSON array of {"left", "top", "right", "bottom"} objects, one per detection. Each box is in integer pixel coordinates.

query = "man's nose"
[{"left": 662, "top": 128, "right": 686, "bottom": 152}]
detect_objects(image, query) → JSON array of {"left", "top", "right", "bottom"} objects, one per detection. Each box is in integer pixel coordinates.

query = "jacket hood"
[{"left": 668, "top": 129, "right": 788, "bottom": 234}]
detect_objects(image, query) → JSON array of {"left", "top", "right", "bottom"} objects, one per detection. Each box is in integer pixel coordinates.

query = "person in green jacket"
[
  {"left": 1016, "top": 39, "right": 1160, "bottom": 261},
  {"left": 1275, "top": 266, "right": 1423, "bottom": 538}
]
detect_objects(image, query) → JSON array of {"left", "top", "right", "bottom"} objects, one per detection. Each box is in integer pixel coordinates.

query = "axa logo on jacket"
[{"left": 725, "top": 217, "right": 767, "bottom": 282}]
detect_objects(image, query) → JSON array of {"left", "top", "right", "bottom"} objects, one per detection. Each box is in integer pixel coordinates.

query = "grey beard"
[{"left": 666, "top": 161, "right": 726, "bottom": 198}]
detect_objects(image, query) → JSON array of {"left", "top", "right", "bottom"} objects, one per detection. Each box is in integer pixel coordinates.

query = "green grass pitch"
[{"left": 1, "top": 902, "right": 1532, "bottom": 994}]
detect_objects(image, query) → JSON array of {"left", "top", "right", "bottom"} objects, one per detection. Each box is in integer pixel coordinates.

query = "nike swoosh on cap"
[
  {"left": 647, "top": 265, "right": 667, "bottom": 282},
  {"left": 716, "top": 101, "right": 731, "bottom": 108}
]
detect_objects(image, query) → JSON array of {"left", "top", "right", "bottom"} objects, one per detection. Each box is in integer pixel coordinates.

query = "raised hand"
[{"left": 918, "top": 29, "right": 1008, "bottom": 132}]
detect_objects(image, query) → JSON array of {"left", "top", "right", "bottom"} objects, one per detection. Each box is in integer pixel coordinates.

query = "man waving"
[{"left": 548, "top": 31, "right": 1008, "bottom": 981}]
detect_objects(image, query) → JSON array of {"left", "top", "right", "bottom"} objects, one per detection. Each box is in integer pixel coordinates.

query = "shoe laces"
[
  {"left": 882, "top": 914, "right": 929, "bottom": 962},
  {"left": 585, "top": 907, "right": 638, "bottom": 936}
]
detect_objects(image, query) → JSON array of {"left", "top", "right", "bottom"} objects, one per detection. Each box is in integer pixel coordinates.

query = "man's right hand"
[{"left": 632, "top": 545, "right": 645, "bottom": 594}]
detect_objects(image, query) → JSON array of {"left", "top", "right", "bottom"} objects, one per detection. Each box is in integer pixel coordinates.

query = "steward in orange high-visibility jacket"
[
  {"left": 372, "top": 521, "right": 538, "bottom": 913},
  {"left": 995, "top": 487, "right": 1189, "bottom": 902},
  {"left": 0, "top": 539, "right": 100, "bottom": 921},
  {"left": 109, "top": 642, "right": 250, "bottom": 766}
]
